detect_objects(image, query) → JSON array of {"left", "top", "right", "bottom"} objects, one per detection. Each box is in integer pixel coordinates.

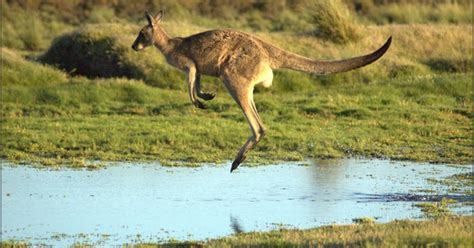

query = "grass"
[
  {"left": 2, "top": 216, "right": 471, "bottom": 247},
  {"left": 2, "top": 69, "right": 472, "bottom": 167},
  {"left": 308, "top": 0, "right": 360, "bottom": 44},
  {"left": 0, "top": 0, "right": 73, "bottom": 51},
  {"left": 1, "top": 48, "right": 68, "bottom": 86},
  {"left": 360, "top": 3, "right": 473, "bottom": 25},
  {"left": 194, "top": 216, "right": 474, "bottom": 247},
  {"left": 428, "top": 172, "right": 474, "bottom": 195},
  {"left": 133, "top": 216, "right": 474, "bottom": 247},
  {"left": 1, "top": 5, "right": 472, "bottom": 168},
  {"left": 1, "top": 3, "right": 472, "bottom": 247},
  {"left": 414, "top": 198, "right": 457, "bottom": 219}
]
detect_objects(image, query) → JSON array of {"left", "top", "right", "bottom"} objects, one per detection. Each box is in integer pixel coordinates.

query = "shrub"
[
  {"left": 1, "top": 6, "right": 45, "bottom": 50},
  {"left": 308, "top": 0, "right": 360, "bottom": 44},
  {"left": 246, "top": 11, "right": 272, "bottom": 31},
  {"left": 86, "top": 7, "right": 119, "bottom": 24},
  {"left": 39, "top": 23, "right": 185, "bottom": 90},
  {"left": 270, "top": 10, "right": 313, "bottom": 32},
  {"left": 1, "top": 1, "right": 71, "bottom": 51},
  {"left": 362, "top": 3, "right": 473, "bottom": 24}
]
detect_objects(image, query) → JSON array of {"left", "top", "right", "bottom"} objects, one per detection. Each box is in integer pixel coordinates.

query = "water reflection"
[
  {"left": 230, "top": 215, "right": 244, "bottom": 234},
  {"left": 354, "top": 192, "right": 473, "bottom": 203}
]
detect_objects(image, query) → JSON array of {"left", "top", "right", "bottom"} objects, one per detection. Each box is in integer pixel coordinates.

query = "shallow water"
[{"left": 1, "top": 159, "right": 471, "bottom": 246}]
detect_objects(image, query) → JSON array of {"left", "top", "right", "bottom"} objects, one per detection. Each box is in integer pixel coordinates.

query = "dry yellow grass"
[
  {"left": 201, "top": 216, "right": 473, "bottom": 247},
  {"left": 139, "top": 216, "right": 473, "bottom": 247}
]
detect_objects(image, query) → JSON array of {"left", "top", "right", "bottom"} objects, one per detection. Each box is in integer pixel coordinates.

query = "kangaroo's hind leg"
[{"left": 223, "top": 79, "right": 266, "bottom": 172}]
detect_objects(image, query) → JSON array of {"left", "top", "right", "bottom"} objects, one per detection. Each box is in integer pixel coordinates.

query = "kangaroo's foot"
[
  {"left": 198, "top": 91, "right": 216, "bottom": 101},
  {"left": 230, "top": 155, "right": 247, "bottom": 173}
]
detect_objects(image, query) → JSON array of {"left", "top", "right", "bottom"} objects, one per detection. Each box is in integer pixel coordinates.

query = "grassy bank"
[
  {"left": 175, "top": 216, "right": 473, "bottom": 247},
  {"left": 1, "top": 216, "right": 471, "bottom": 247}
]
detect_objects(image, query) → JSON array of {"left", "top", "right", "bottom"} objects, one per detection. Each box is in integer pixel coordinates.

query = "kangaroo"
[{"left": 132, "top": 11, "right": 392, "bottom": 172}]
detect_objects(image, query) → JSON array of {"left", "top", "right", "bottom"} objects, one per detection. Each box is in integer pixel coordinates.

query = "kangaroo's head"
[{"left": 132, "top": 11, "right": 164, "bottom": 51}]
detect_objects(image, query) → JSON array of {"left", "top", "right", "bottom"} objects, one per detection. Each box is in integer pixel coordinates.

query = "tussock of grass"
[
  {"left": 308, "top": 0, "right": 360, "bottom": 44},
  {"left": 415, "top": 198, "right": 457, "bottom": 219},
  {"left": 0, "top": 1, "right": 72, "bottom": 51}
]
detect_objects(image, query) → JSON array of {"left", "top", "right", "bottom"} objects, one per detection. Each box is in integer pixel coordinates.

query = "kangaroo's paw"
[
  {"left": 198, "top": 92, "right": 216, "bottom": 101},
  {"left": 193, "top": 100, "right": 207, "bottom": 109}
]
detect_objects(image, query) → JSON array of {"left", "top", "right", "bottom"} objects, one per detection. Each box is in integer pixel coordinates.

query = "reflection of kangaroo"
[{"left": 132, "top": 11, "right": 392, "bottom": 172}]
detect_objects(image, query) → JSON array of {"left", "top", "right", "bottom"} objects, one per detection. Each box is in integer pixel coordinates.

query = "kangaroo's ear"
[
  {"left": 145, "top": 11, "right": 154, "bottom": 27},
  {"left": 155, "top": 10, "right": 164, "bottom": 23}
]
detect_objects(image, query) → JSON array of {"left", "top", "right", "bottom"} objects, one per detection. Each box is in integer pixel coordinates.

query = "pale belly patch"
[{"left": 254, "top": 65, "right": 273, "bottom": 88}]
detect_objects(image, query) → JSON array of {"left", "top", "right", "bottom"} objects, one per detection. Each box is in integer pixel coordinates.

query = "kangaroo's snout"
[{"left": 131, "top": 42, "right": 143, "bottom": 51}]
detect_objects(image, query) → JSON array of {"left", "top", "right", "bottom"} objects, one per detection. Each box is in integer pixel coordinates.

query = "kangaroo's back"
[{"left": 174, "top": 29, "right": 272, "bottom": 77}]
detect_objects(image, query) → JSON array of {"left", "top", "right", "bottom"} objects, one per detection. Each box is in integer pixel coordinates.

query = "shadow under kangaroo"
[{"left": 132, "top": 11, "right": 392, "bottom": 173}]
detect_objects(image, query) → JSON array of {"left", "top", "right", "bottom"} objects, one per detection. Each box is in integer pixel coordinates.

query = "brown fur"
[{"left": 132, "top": 11, "right": 392, "bottom": 172}]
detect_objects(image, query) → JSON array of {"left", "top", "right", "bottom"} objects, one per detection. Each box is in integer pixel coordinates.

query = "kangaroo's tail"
[{"left": 272, "top": 37, "right": 392, "bottom": 75}]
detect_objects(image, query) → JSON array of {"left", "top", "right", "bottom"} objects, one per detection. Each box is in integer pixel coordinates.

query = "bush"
[
  {"left": 309, "top": 0, "right": 360, "bottom": 44},
  {"left": 270, "top": 10, "right": 313, "bottom": 32},
  {"left": 1, "top": 1, "right": 71, "bottom": 51},
  {"left": 362, "top": 3, "right": 473, "bottom": 24},
  {"left": 39, "top": 23, "right": 185, "bottom": 90},
  {"left": 1, "top": 5, "right": 45, "bottom": 50}
]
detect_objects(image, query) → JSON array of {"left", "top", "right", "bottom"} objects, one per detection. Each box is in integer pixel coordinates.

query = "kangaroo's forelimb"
[
  {"left": 185, "top": 66, "right": 207, "bottom": 109},
  {"left": 195, "top": 74, "right": 216, "bottom": 101}
]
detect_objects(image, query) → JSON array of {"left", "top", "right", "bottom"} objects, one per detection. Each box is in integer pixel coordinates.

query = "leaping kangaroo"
[{"left": 132, "top": 11, "right": 392, "bottom": 172}]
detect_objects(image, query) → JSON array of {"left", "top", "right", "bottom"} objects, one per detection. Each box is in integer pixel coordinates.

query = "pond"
[{"left": 1, "top": 159, "right": 471, "bottom": 246}]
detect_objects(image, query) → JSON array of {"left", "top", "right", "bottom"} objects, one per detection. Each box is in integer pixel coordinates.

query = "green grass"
[
  {"left": 1, "top": 48, "right": 68, "bottom": 86},
  {"left": 1, "top": 9, "right": 472, "bottom": 168},
  {"left": 1, "top": 4, "right": 472, "bottom": 247},
  {"left": 308, "top": 0, "right": 360, "bottom": 44},
  {"left": 427, "top": 172, "right": 474, "bottom": 195},
  {"left": 414, "top": 198, "right": 458, "bottom": 219},
  {"left": 2, "top": 69, "right": 472, "bottom": 167},
  {"left": 0, "top": 0, "right": 73, "bottom": 51}
]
